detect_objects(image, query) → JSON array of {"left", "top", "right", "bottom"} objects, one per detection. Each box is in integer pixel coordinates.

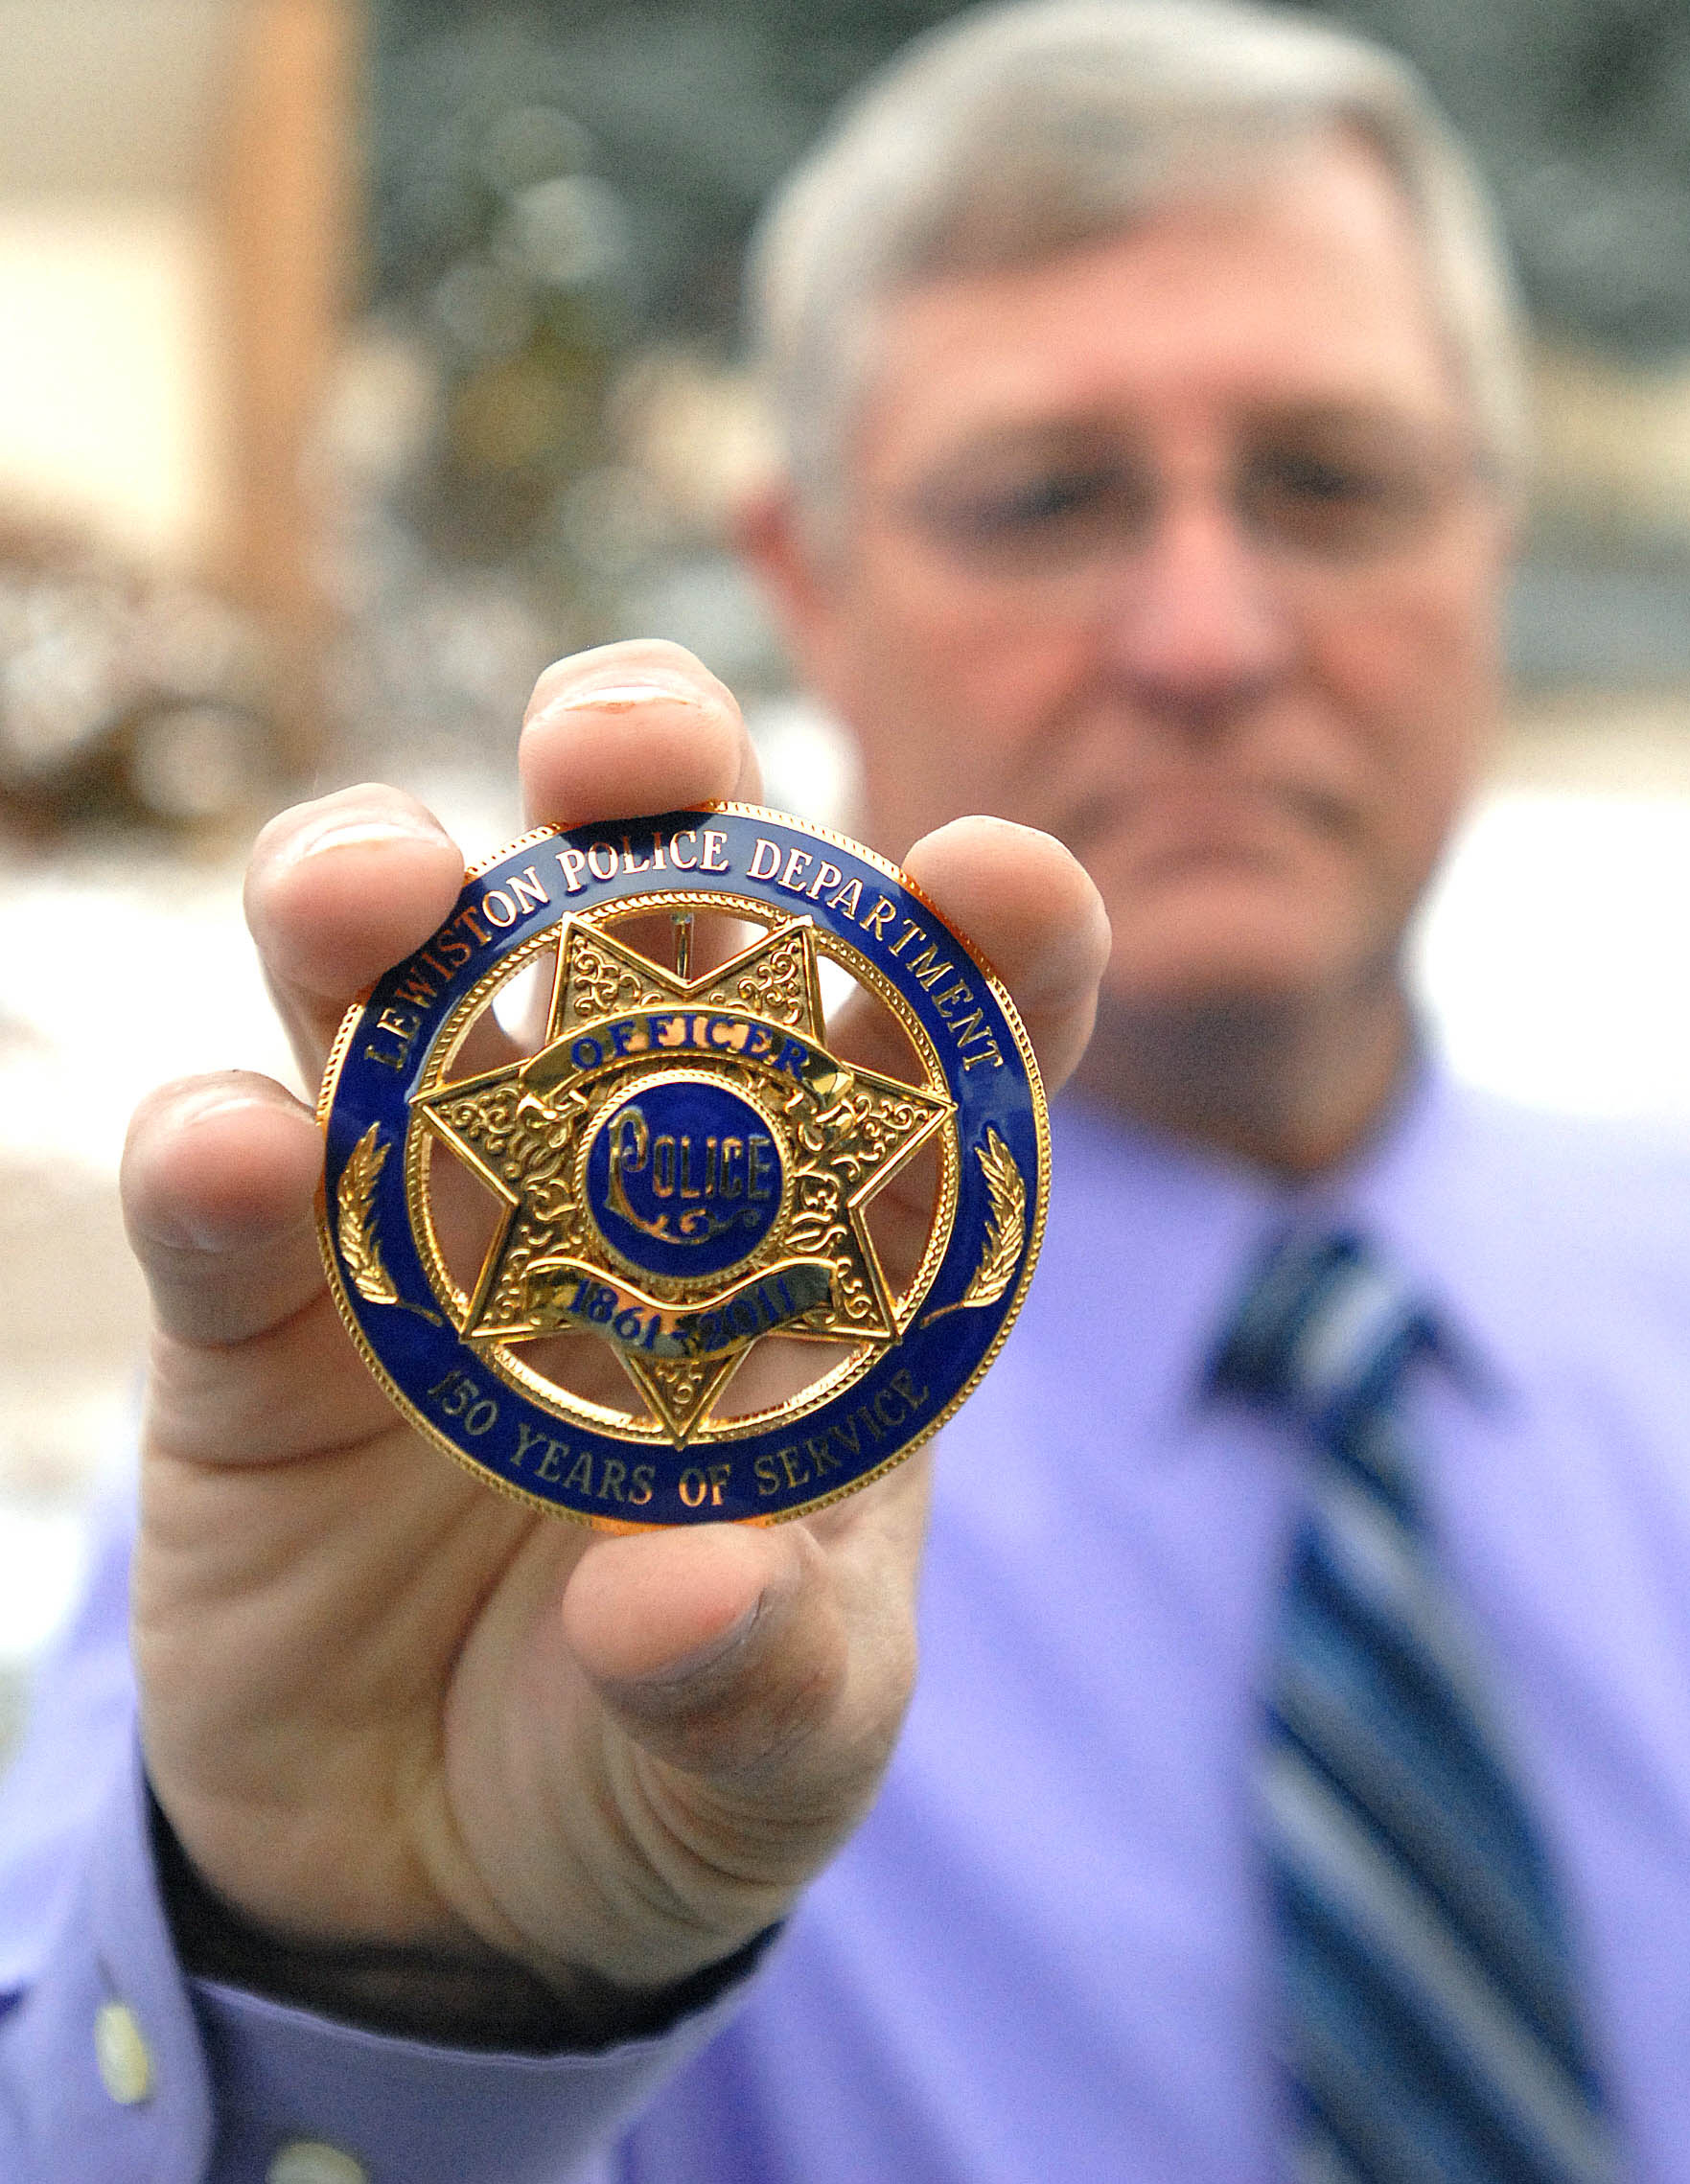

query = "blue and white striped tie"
[{"left": 1211, "top": 1231, "right": 1621, "bottom": 2184}]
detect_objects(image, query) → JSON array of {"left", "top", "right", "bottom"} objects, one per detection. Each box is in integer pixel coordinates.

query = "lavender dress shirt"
[{"left": 6, "top": 1068, "right": 1690, "bottom": 2182}]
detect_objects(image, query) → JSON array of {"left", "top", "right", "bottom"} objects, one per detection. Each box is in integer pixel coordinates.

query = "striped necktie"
[{"left": 1210, "top": 1230, "right": 1620, "bottom": 2184}]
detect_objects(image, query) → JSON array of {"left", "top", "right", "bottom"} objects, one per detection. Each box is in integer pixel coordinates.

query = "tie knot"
[{"left": 1209, "top": 1229, "right": 1436, "bottom": 1436}]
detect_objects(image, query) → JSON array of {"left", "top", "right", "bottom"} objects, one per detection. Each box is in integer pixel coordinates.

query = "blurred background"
[{"left": 3, "top": 0, "right": 1690, "bottom": 1743}]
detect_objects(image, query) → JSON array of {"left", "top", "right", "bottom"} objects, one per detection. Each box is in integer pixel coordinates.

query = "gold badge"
[{"left": 318, "top": 806, "right": 1047, "bottom": 1526}]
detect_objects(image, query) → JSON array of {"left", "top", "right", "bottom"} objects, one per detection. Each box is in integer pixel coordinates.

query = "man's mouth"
[{"left": 1062, "top": 777, "right": 1353, "bottom": 871}]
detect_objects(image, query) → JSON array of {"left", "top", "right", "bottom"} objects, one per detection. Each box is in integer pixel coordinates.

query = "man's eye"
[
  {"left": 1271, "top": 453, "right": 1381, "bottom": 499},
  {"left": 1244, "top": 448, "right": 1432, "bottom": 554},
  {"left": 983, "top": 470, "right": 1114, "bottom": 528},
  {"left": 921, "top": 466, "right": 1145, "bottom": 560}
]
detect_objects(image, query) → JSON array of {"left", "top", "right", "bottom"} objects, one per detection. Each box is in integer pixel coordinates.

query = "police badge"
[{"left": 317, "top": 806, "right": 1048, "bottom": 1527}]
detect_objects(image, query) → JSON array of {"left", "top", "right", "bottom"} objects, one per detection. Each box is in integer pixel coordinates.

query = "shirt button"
[
  {"left": 267, "top": 2143, "right": 370, "bottom": 2184},
  {"left": 93, "top": 2000, "right": 152, "bottom": 2104}
]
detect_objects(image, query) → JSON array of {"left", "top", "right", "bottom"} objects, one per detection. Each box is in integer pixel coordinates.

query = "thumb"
[{"left": 559, "top": 1524, "right": 854, "bottom": 1789}]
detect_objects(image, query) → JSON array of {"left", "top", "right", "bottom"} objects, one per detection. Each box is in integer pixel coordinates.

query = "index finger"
[{"left": 246, "top": 642, "right": 762, "bottom": 1084}]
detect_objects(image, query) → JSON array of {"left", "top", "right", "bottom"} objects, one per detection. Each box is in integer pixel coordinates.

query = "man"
[{"left": 6, "top": 3, "right": 1690, "bottom": 2179}]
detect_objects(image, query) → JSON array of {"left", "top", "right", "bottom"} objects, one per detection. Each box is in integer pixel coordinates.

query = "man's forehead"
[{"left": 855, "top": 133, "right": 1465, "bottom": 469}]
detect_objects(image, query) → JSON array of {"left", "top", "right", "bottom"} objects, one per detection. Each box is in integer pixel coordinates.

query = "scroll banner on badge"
[{"left": 523, "top": 1258, "right": 837, "bottom": 1359}]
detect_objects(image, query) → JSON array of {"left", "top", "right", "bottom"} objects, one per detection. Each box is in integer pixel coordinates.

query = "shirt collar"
[{"left": 1051, "top": 1050, "right": 1518, "bottom": 1428}]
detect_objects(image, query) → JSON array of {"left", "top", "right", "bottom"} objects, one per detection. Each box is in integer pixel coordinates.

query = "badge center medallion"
[{"left": 585, "top": 1074, "right": 788, "bottom": 1281}]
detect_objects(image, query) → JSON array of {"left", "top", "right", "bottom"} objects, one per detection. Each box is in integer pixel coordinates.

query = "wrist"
[{"left": 149, "top": 1785, "right": 775, "bottom": 2051}]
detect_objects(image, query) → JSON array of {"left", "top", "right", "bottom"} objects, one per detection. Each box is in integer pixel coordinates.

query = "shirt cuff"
[
  {"left": 0, "top": 1736, "right": 213, "bottom": 2182},
  {"left": 192, "top": 1966, "right": 745, "bottom": 2184},
  {"left": 1, "top": 1735, "right": 761, "bottom": 2183}
]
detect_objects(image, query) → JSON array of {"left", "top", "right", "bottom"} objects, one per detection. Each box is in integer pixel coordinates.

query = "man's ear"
[{"left": 732, "top": 481, "right": 845, "bottom": 695}]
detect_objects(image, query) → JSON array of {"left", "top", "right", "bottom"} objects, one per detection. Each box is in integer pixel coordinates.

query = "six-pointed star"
[{"left": 410, "top": 912, "right": 953, "bottom": 1440}]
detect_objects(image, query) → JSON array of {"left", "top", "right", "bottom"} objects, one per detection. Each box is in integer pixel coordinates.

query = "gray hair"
[{"left": 747, "top": 0, "right": 1526, "bottom": 526}]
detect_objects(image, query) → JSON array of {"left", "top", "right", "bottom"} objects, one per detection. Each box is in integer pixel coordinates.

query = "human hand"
[{"left": 123, "top": 640, "right": 1109, "bottom": 2042}]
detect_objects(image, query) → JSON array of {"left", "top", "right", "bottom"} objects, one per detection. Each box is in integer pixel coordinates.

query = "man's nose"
[{"left": 1095, "top": 494, "right": 1295, "bottom": 726}]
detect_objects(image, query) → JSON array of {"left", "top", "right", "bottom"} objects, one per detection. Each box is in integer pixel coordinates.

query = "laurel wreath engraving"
[
  {"left": 336, "top": 1123, "right": 443, "bottom": 1323},
  {"left": 921, "top": 1126, "right": 1026, "bottom": 1322}
]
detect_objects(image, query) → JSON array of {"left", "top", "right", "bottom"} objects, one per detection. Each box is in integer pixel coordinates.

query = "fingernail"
[
  {"left": 543, "top": 680, "right": 707, "bottom": 716},
  {"left": 127, "top": 1084, "right": 289, "bottom": 1253},
  {"left": 632, "top": 1596, "right": 765, "bottom": 1690},
  {"left": 279, "top": 811, "right": 453, "bottom": 867}
]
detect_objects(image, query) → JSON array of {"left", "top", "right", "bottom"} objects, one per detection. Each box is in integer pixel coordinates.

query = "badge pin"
[{"left": 317, "top": 805, "right": 1048, "bottom": 1526}]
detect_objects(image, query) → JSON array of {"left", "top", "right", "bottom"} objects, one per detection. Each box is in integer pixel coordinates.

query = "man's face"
[{"left": 766, "top": 133, "right": 1511, "bottom": 1025}]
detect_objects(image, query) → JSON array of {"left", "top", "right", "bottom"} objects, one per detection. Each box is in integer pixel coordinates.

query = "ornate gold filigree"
[
  {"left": 567, "top": 938, "right": 660, "bottom": 1019},
  {"left": 726, "top": 926, "right": 813, "bottom": 1026},
  {"left": 799, "top": 1084, "right": 928, "bottom": 1184},
  {"left": 620, "top": 1347, "right": 747, "bottom": 1446}
]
